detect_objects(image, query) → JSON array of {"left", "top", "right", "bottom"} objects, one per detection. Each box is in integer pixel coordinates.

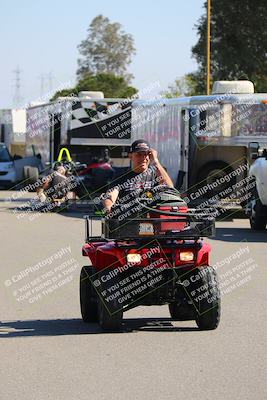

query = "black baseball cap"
[{"left": 129, "top": 139, "right": 151, "bottom": 153}]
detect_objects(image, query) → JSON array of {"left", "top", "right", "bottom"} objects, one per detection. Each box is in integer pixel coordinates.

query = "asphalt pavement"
[{"left": 0, "top": 190, "right": 266, "bottom": 400}]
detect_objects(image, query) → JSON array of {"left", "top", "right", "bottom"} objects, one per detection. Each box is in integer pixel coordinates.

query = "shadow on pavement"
[
  {"left": 0, "top": 317, "right": 199, "bottom": 337},
  {"left": 211, "top": 227, "right": 267, "bottom": 242},
  {"left": 6, "top": 206, "right": 88, "bottom": 219}
]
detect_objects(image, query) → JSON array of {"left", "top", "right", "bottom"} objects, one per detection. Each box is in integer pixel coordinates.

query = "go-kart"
[{"left": 80, "top": 186, "right": 221, "bottom": 332}]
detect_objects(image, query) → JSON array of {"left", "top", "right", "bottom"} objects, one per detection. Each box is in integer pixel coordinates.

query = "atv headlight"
[
  {"left": 179, "top": 251, "right": 194, "bottom": 261},
  {"left": 127, "top": 254, "right": 141, "bottom": 263}
]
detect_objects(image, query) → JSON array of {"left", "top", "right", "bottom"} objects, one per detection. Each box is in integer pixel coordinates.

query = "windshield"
[
  {"left": 0, "top": 145, "right": 12, "bottom": 162},
  {"left": 231, "top": 104, "right": 267, "bottom": 136}
]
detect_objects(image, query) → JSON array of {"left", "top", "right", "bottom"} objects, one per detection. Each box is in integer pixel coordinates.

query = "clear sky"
[{"left": 0, "top": 0, "right": 205, "bottom": 108}]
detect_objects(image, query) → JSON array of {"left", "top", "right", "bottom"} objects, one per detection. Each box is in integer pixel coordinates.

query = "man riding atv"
[
  {"left": 102, "top": 139, "right": 173, "bottom": 216},
  {"left": 80, "top": 140, "right": 220, "bottom": 332}
]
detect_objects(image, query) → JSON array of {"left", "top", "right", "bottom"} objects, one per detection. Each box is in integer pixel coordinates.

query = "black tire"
[
  {"left": 98, "top": 299, "right": 123, "bottom": 332},
  {"left": 197, "top": 161, "right": 236, "bottom": 198},
  {"left": 169, "top": 301, "right": 194, "bottom": 321},
  {"left": 98, "top": 290, "right": 123, "bottom": 332},
  {"left": 249, "top": 198, "right": 267, "bottom": 230},
  {"left": 187, "top": 266, "right": 221, "bottom": 330},
  {"left": 80, "top": 266, "right": 98, "bottom": 323}
]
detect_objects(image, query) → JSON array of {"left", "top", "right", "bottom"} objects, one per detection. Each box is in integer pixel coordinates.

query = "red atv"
[{"left": 80, "top": 187, "right": 221, "bottom": 332}]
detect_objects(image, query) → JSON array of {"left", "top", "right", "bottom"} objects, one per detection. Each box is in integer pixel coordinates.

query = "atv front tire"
[
  {"left": 98, "top": 296, "right": 123, "bottom": 332},
  {"left": 188, "top": 266, "right": 221, "bottom": 330}
]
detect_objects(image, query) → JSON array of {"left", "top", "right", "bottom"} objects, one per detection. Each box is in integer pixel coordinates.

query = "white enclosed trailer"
[
  {"left": 0, "top": 108, "right": 26, "bottom": 156},
  {"left": 25, "top": 82, "right": 267, "bottom": 203}
]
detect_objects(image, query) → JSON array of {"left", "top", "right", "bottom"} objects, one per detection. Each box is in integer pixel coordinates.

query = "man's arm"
[
  {"left": 102, "top": 188, "right": 119, "bottom": 213},
  {"left": 149, "top": 149, "right": 174, "bottom": 187}
]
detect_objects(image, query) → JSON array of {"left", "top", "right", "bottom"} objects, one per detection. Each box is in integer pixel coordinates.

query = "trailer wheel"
[
  {"left": 187, "top": 266, "right": 221, "bottom": 330},
  {"left": 249, "top": 198, "right": 267, "bottom": 230},
  {"left": 197, "top": 161, "right": 236, "bottom": 198},
  {"left": 80, "top": 266, "right": 98, "bottom": 323}
]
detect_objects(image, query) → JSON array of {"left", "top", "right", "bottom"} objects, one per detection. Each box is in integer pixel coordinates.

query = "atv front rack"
[{"left": 85, "top": 212, "right": 215, "bottom": 242}]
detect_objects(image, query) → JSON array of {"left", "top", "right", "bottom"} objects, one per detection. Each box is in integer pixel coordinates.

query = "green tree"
[
  {"left": 77, "top": 15, "right": 136, "bottom": 81},
  {"left": 192, "top": 0, "right": 267, "bottom": 93},
  {"left": 50, "top": 87, "right": 78, "bottom": 100},
  {"left": 76, "top": 73, "right": 137, "bottom": 97},
  {"left": 162, "top": 73, "right": 199, "bottom": 98},
  {"left": 51, "top": 73, "right": 137, "bottom": 101}
]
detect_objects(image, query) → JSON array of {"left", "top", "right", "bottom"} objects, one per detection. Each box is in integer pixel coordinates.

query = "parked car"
[{"left": 0, "top": 142, "right": 43, "bottom": 188}]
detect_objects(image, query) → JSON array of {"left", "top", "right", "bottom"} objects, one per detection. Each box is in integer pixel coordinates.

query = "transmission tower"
[
  {"left": 47, "top": 71, "right": 54, "bottom": 92},
  {"left": 39, "top": 73, "right": 45, "bottom": 98},
  {"left": 13, "top": 66, "right": 23, "bottom": 108}
]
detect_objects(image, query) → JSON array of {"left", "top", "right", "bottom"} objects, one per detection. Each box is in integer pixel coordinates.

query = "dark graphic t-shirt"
[
  {"left": 107, "top": 165, "right": 160, "bottom": 220},
  {"left": 114, "top": 166, "right": 158, "bottom": 201}
]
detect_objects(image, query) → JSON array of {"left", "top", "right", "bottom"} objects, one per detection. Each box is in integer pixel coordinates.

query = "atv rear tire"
[
  {"left": 80, "top": 266, "right": 98, "bottom": 323},
  {"left": 189, "top": 266, "right": 221, "bottom": 330}
]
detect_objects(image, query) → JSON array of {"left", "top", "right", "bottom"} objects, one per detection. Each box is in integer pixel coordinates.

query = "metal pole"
[{"left": 207, "top": 0, "right": 211, "bottom": 95}]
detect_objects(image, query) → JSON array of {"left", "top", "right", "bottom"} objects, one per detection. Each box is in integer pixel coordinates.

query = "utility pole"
[
  {"left": 13, "top": 66, "right": 23, "bottom": 107},
  {"left": 207, "top": 0, "right": 211, "bottom": 95}
]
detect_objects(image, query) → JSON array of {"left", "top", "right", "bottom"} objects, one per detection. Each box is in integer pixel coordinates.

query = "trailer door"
[{"left": 178, "top": 108, "right": 190, "bottom": 191}]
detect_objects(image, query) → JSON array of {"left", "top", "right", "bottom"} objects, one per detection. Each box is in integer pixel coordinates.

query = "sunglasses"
[{"left": 133, "top": 151, "right": 150, "bottom": 156}]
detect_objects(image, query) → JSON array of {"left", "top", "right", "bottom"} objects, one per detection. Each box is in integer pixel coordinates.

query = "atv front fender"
[
  {"left": 196, "top": 242, "right": 211, "bottom": 266},
  {"left": 82, "top": 242, "right": 125, "bottom": 271}
]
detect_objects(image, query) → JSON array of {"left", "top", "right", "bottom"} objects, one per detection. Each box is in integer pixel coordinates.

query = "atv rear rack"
[{"left": 85, "top": 212, "right": 215, "bottom": 242}]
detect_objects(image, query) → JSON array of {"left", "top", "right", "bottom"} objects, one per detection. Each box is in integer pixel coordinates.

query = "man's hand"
[
  {"left": 149, "top": 148, "right": 174, "bottom": 188},
  {"left": 149, "top": 148, "right": 159, "bottom": 165}
]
